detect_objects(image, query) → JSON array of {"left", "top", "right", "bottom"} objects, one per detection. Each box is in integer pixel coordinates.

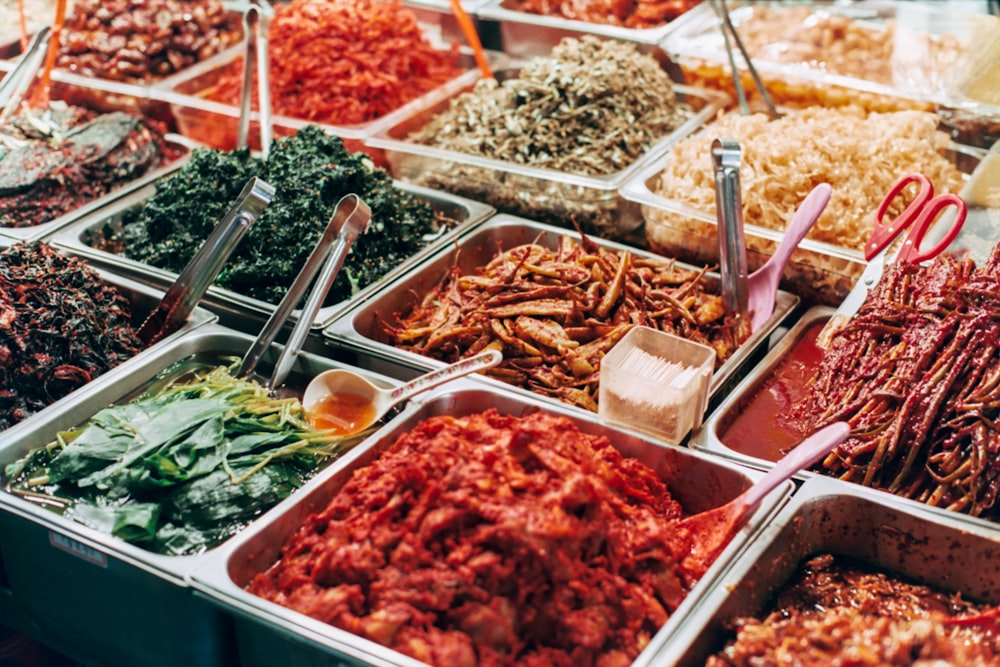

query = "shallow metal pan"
[
  {"left": 47, "top": 178, "right": 494, "bottom": 335},
  {"left": 322, "top": 214, "right": 799, "bottom": 428},
  {"left": 660, "top": 476, "right": 1000, "bottom": 666},
  {"left": 186, "top": 383, "right": 792, "bottom": 667},
  {"left": 0, "top": 325, "right": 400, "bottom": 667}
]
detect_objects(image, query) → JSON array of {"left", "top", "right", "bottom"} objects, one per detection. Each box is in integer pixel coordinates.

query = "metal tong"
[
  {"left": 713, "top": 138, "right": 750, "bottom": 329},
  {"left": 136, "top": 177, "right": 276, "bottom": 346},
  {"left": 237, "top": 0, "right": 272, "bottom": 157},
  {"left": 708, "top": 0, "right": 779, "bottom": 119},
  {"left": 238, "top": 193, "right": 372, "bottom": 392},
  {"left": 0, "top": 26, "right": 51, "bottom": 122}
]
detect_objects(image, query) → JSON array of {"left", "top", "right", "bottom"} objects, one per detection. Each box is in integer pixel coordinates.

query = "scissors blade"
[{"left": 815, "top": 250, "right": 887, "bottom": 349}]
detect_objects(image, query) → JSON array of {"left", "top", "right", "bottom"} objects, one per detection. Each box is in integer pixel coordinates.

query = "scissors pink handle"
[{"left": 868, "top": 173, "right": 968, "bottom": 264}]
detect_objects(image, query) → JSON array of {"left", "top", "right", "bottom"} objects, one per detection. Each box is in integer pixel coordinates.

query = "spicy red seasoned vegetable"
[
  {"left": 248, "top": 409, "right": 707, "bottom": 667},
  {"left": 708, "top": 554, "right": 1000, "bottom": 666},
  {"left": 198, "top": 0, "right": 462, "bottom": 125},
  {"left": 0, "top": 242, "right": 143, "bottom": 430},
  {"left": 511, "top": 0, "right": 701, "bottom": 29},
  {"left": 788, "top": 245, "right": 1000, "bottom": 518}
]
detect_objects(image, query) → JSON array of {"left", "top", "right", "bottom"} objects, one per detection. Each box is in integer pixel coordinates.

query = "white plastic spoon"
[
  {"left": 746, "top": 183, "right": 832, "bottom": 332},
  {"left": 302, "top": 350, "right": 503, "bottom": 435}
]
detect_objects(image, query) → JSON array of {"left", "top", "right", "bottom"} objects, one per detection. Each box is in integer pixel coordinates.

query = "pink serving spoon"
[
  {"left": 747, "top": 183, "right": 832, "bottom": 332},
  {"left": 680, "top": 420, "right": 850, "bottom": 571}
]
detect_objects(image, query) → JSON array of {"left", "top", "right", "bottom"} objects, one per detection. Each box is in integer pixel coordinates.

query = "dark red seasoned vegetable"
[
  {"left": 0, "top": 242, "right": 143, "bottom": 430},
  {"left": 787, "top": 245, "right": 1000, "bottom": 518}
]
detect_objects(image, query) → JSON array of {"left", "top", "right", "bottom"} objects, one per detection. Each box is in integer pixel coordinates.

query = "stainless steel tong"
[
  {"left": 708, "top": 0, "right": 779, "bottom": 119},
  {"left": 137, "top": 177, "right": 276, "bottom": 345},
  {"left": 0, "top": 27, "right": 51, "bottom": 122},
  {"left": 713, "top": 138, "right": 749, "bottom": 328},
  {"left": 238, "top": 193, "right": 373, "bottom": 391},
  {"left": 237, "top": 0, "right": 273, "bottom": 157}
]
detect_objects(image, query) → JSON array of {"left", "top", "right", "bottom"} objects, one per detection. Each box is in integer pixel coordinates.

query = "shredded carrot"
[{"left": 200, "top": 0, "right": 462, "bottom": 125}]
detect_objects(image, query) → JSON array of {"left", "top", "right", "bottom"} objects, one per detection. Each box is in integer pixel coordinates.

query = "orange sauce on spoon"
[{"left": 308, "top": 392, "right": 377, "bottom": 436}]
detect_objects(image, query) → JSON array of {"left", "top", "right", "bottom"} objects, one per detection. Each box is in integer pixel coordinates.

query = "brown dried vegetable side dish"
[
  {"left": 380, "top": 232, "right": 740, "bottom": 412},
  {"left": 708, "top": 553, "right": 1000, "bottom": 666},
  {"left": 57, "top": 0, "right": 240, "bottom": 82}
]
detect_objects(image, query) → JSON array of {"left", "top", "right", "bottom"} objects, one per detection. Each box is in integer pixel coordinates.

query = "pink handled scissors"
[
  {"left": 865, "top": 173, "right": 968, "bottom": 266},
  {"left": 818, "top": 174, "right": 968, "bottom": 347}
]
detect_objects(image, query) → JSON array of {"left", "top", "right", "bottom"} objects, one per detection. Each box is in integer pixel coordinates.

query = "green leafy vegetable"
[
  {"left": 119, "top": 126, "right": 453, "bottom": 306},
  {"left": 4, "top": 363, "right": 366, "bottom": 556}
]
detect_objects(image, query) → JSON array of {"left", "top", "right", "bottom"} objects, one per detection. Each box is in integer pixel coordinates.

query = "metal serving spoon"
[{"left": 302, "top": 350, "right": 503, "bottom": 435}]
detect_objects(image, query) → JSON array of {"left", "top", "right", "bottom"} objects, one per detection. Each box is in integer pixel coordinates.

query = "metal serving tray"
[
  {"left": 696, "top": 304, "right": 1000, "bottom": 536},
  {"left": 659, "top": 476, "right": 1000, "bottom": 666},
  {"left": 186, "top": 384, "right": 792, "bottom": 667},
  {"left": 0, "top": 132, "right": 199, "bottom": 243},
  {"left": 622, "top": 127, "right": 987, "bottom": 306},
  {"left": 323, "top": 214, "right": 799, "bottom": 427},
  {"left": 47, "top": 178, "right": 494, "bottom": 336},
  {"left": 151, "top": 40, "right": 505, "bottom": 165},
  {"left": 366, "top": 64, "right": 728, "bottom": 239},
  {"left": 660, "top": 0, "right": 982, "bottom": 112},
  {"left": 0, "top": 260, "right": 217, "bottom": 442},
  {"left": 0, "top": 325, "right": 400, "bottom": 667},
  {"left": 475, "top": 0, "right": 708, "bottom": 59}
]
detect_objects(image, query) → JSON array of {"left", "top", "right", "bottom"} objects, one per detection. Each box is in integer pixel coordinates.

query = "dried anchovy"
[
  {"left": 409, "top": 36, "right": 691, "bottom": 176},
  {"left": 0, "top": 242, "right": 143, "bottom": 431}
]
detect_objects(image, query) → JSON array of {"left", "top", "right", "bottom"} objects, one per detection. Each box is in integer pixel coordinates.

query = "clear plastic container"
[
  {"left": 662, "top": 1, "right": 987, "bottom": 113},
  {"left": 366, "top": 63, "right": 729, "bottom": 239},
  {"left": 599, "top": 326, "right": 715, "bottom": 445}
]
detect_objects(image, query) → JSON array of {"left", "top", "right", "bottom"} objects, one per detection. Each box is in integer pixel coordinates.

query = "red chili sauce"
[
  {"left": 308, "top": 392, "right": 377, "bottom": 436},
  {"left": 717, "top": 321, "right": 826, "bottom": 461}
]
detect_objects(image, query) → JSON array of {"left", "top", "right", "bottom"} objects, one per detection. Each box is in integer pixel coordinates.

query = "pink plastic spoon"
[
  {"left": 680, "top": 420, "right": 850, "bottom": 571},
  {"left": 747, "top": 183, "right": 832, "bottom": 332}
]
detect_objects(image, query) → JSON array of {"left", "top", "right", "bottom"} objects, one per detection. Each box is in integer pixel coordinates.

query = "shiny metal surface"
[
  {"left": 323, "top": 214, "right": 799, "bottom": 424},
  {"left": 186, "top": 384, "right": 792, "bottom": 667},
  {"left": 0, "top": 326, "right": 399, "bottom": 667}
]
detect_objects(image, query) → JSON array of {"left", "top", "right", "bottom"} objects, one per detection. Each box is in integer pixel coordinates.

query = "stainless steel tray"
[
  {"left": 186, "top": 384, "right": 792, "bottom": 667},
  {"left": 1, "top": 133, "right": 199, "bottom": 243},
  {"left": 696, "top": 304, "right": 1000, "bottom": 536},
  {"left": 366, "top": 65, "right": 728, "bottom": 239},
  {"left": 659, "top": 476, "right": 1000, "bottom": 666},
  {"left": 0, "top": 259, "right": 217, "bottom": 440},
  {"left": 47, "top": 178, "right": 494, "bottom": 335},
  {"left": 475, "top": 0, "right": 710, "bottom": 58},
  {"left": 0, "top": 325, "right": 401, "bottom": 667},
  {"left": 322, "top": 214, "right": 799, "bottom": 427}
]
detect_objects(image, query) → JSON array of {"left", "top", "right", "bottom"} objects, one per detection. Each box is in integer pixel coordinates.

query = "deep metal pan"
[
  {"left": 47, "top": 178, "right": 494, "bottom": 335},
  {"left": 186, "top": 382, "right": 792, "bottom": 667},
  {"left": 660, "top": 475, "right": 1000, "bottom": 666},
  {"left": 0, "top": 325, "right": 400, "bottom": 667},
  {"left": 322, "top": 214, "right": 799, "bottom": 427}
]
